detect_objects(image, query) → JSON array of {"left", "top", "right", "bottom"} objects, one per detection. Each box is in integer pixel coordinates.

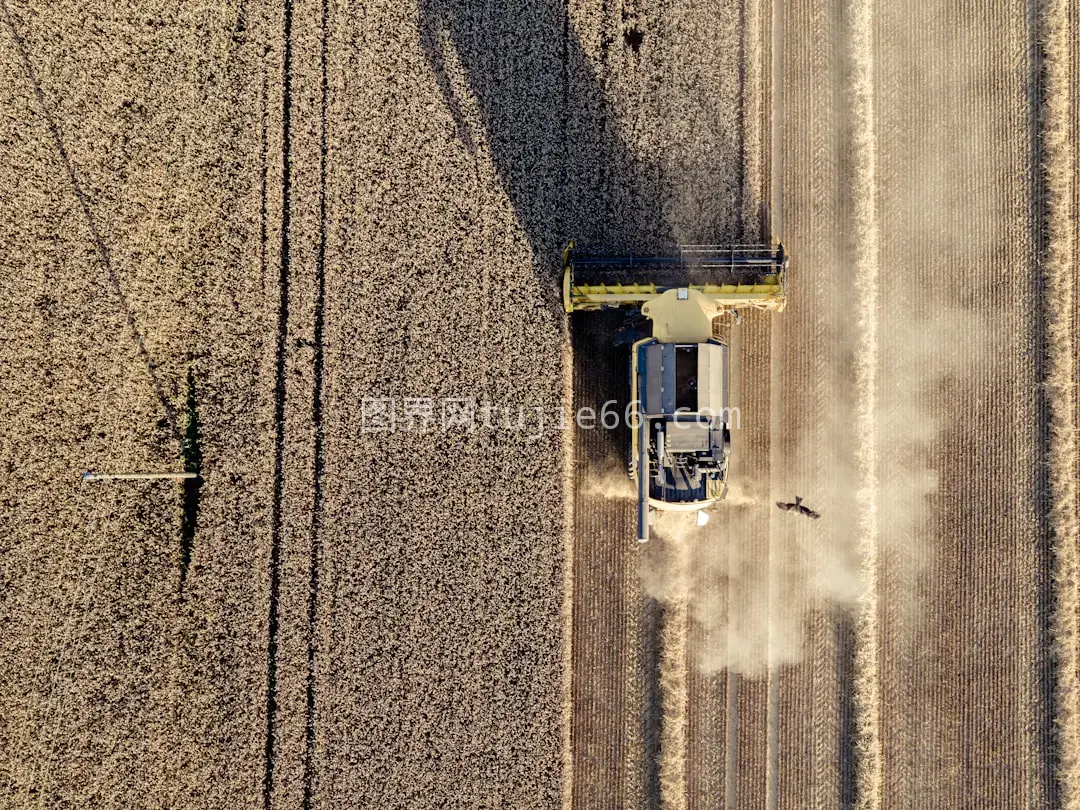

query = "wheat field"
[{"left": 0, "top": 0, "right": 1076, "bottom": 808}]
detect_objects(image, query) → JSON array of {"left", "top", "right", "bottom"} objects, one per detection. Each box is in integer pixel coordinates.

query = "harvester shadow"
[
  {"left": 419, "top": 0, "right": 672, "bottom": 263},
  {"left": 180, "top": 367, "right": 202, "bottom": 592},
  {"left": 417, "top": 0, "right": 752, "bottom": 470},
  {"left": 416, "top": 0, "right": 757, "bottom": 493}
]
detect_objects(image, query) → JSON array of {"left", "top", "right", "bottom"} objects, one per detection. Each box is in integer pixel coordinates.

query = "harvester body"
[
  {"left": 563, "top": 242, "right": 787, "bottom": 543},
  {"left": 631, "top": 330, "right": 731, "bottom": 543}
]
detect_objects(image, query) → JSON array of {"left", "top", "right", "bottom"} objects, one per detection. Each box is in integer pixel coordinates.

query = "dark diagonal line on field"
[{"left": 0, "top": 0, "right": 180, "bottom": 441}]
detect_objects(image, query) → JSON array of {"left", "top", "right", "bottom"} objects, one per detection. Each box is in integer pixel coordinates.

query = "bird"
[{"left": 775, "top": 496, "right": 821, "bottom": 519}]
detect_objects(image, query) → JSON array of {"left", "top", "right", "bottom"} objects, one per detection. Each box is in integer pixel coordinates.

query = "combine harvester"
[{"left": 563, "top": 242, "right": 787, "bottom": 543}]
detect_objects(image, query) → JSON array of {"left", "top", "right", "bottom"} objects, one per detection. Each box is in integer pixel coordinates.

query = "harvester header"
[{"left": 562, "top": 241, "right": 788, "bottom": 315}]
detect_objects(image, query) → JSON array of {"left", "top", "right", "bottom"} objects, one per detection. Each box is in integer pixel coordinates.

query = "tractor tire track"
[
  {"left": 1026, "top": 0, "right": 1061, "bottom": 804},
  {"left": 263, "top": 0, "right": 295, "bottom": 806},
  {"left": 300, "top": 0, "right": 330, "bottom": 803}
]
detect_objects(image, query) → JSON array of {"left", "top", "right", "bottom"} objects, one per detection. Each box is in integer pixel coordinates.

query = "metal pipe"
[{"left": 637, "top": 417, "right": 650, "bottom": 544}]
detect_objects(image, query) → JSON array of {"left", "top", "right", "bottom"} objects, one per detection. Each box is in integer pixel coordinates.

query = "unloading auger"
[{"left": 563, "top": 241, "right": 788, "bottom": 543}]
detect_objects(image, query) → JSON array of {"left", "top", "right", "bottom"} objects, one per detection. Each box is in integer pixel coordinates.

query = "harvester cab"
[{"left": 563, "top": 242, "right": 788, "bottom": 543}]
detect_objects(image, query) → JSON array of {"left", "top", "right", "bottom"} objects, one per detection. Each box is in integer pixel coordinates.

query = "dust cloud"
[
  {"left": 640, "top": 309, "right": 995, "bottom": 677},
  {"left": 579, "top": 463, "right": 635, "bottom": 501}
]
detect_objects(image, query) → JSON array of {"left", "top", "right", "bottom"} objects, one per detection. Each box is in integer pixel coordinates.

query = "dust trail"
[
  {"left": 650, "top": 479, "right": 811, "bottom": 679},
  {"left": 844, "top": 0, "right": 882, "bottom": 805},
  {"left": 643, "top": 309, "right": 985, "bottom": 678},
  {"left": 580, "top": 464, "right": 635, "bottom": 501},
  {"left": 1041, "top": 0, "right": 1080, "bottom": 803},
  {"left": 650, "top": 513, "right": 697, "bottom": 810}
]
